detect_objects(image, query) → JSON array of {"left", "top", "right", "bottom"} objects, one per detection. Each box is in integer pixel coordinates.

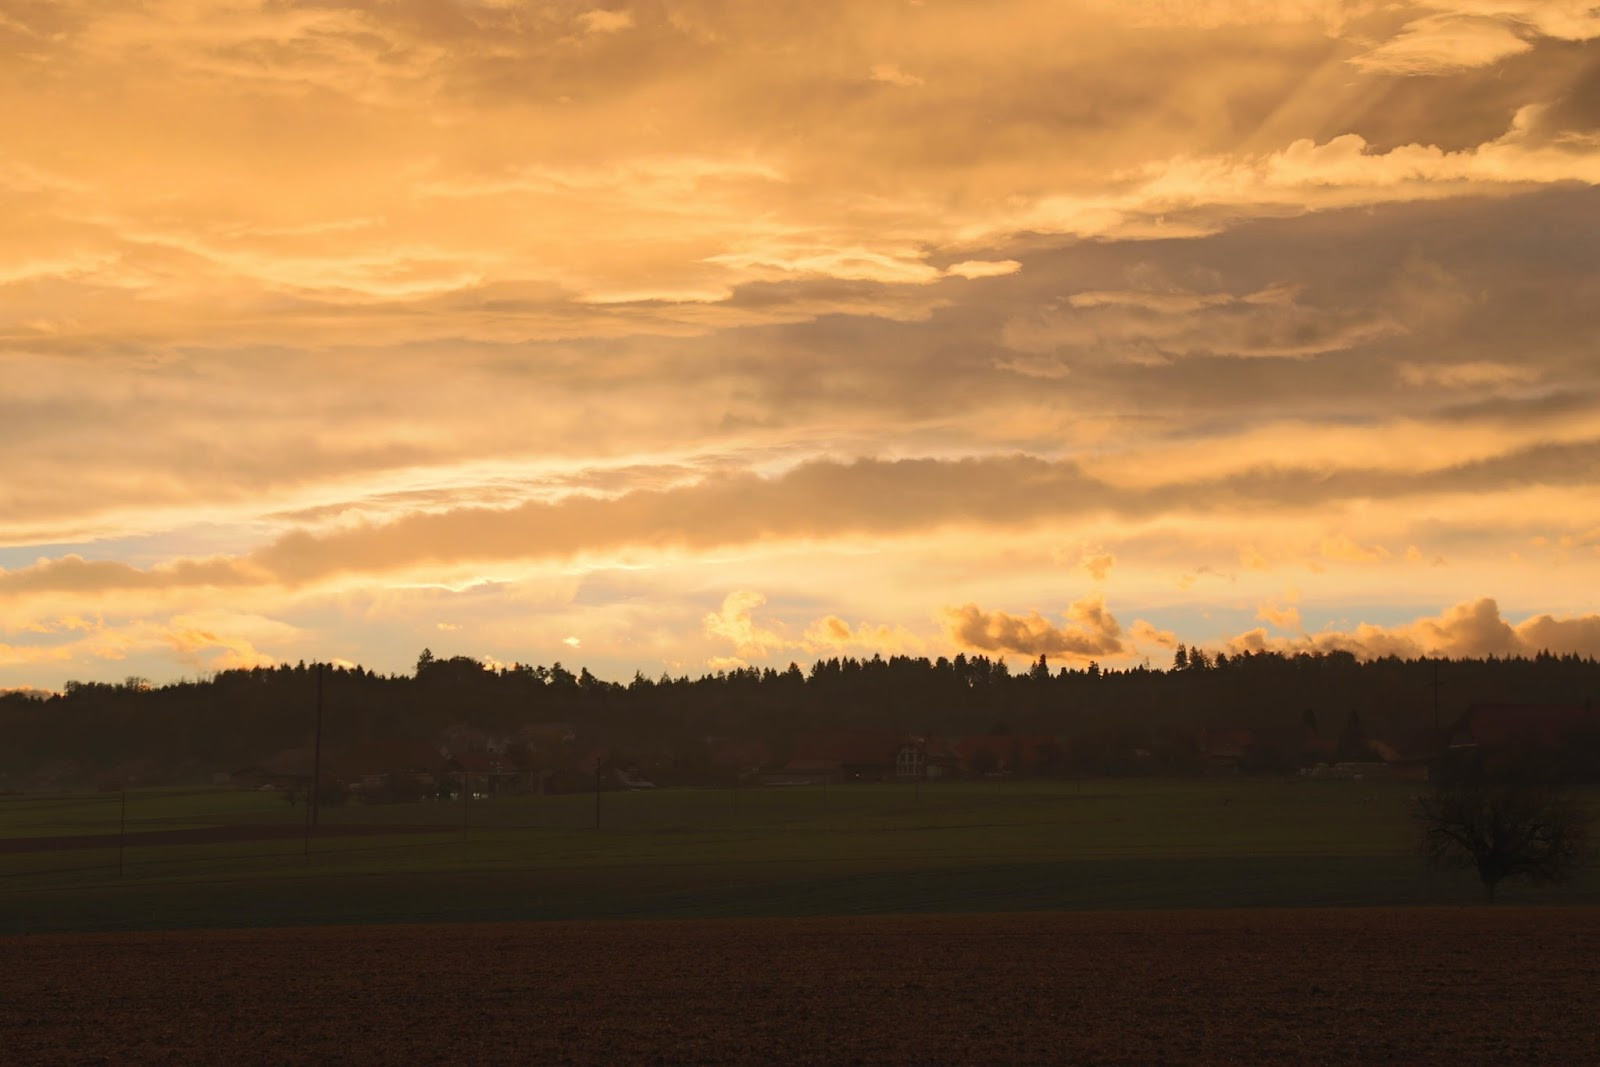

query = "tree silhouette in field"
[{"left": 1414, "top": 785, "right": 1589, "bottom": 902}]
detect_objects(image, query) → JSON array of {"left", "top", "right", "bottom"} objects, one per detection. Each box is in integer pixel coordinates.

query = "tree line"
[{"left": 3, "top": 646, "right": 1598, "bottom": 787}]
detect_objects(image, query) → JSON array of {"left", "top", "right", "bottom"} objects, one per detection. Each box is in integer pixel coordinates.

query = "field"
[
  {"left": 7, "top": 909, "right": 1600, "bottom": 1063},
  {"left": 4, "top": 778, "right": 1599, "bottom": 935},
  {"left": 7, "top": 780, "right": 1599, "bottom": 1062}
]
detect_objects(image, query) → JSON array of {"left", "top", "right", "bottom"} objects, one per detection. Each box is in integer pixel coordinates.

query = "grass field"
[{"left": 3, "top": 779, "right": 1597, "bottom": 935}]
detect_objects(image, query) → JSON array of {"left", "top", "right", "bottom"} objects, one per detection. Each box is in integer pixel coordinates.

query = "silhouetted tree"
[
  {"left": 1414, "top": 785, "right": 1589, "bottom": 902},
  {"left": 1337, "top": 708, "right": 1372, "bottom": 762}
]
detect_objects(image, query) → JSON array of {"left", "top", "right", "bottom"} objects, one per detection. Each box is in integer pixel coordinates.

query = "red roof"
[
  {"left": 706, "top": 739, "right": 772, "bottom": 770},
  {"left": 1195, "top": 728, "right": 1255, "bottom": 758},
  {"left": 791, "top": 732, "right": 905, "bottom": 765},
  {"left": 954, "top": 735, "right": 1057, "bottom": 771},
  {"left": 450, "top": 752, "right": 517, "bottom": 774},
  {"left": 1463, "top": 703, "right": 1600, "bottom": 751}
]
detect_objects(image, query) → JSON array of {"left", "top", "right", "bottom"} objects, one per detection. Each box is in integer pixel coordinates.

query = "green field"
[{"left": 3, "top": 779, "right": 1596, "bottom": 935}]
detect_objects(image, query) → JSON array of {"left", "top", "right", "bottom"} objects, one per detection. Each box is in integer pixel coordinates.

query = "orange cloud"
[
  {"left": 3, "top": 0, "right": 1600, "bottom": 690},
  {"left": 702, "top": 591, "right": 784, "bottom": 661},
  {"left": 802, "top": 615, "right": 925, "bottom": 655},
  {"left": 944, "top": 597, "right": 1126, "bottom": 661},
  {"left": 1349, "top": 14, "right": 1533, "bottom": 74},
  {"left": 1130, "top": 619, "right": 1179, "bottom": 651},
  {"left": 1256, "top": 592, "right": 1303, "bottom": 632},
  {"left": 1228, "top": 597, "right": 1600, "bottom": 660},
  {"left": 1320, "top": 536, "right": 1391, "bottom": 564},
  {"left": 1080, "top": 552, "right": 1116, "bottom": 582}
]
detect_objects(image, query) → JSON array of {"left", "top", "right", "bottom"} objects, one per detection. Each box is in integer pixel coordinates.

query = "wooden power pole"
[{"left": 311, "top": 663, "right": 325, "bottom": 828}]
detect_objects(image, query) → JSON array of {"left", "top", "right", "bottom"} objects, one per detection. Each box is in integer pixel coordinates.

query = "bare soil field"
[{"left": 6, "top": 908, "right": 1598, "bottom": 1064}]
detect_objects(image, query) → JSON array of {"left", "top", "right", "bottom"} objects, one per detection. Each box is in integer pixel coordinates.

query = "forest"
[{"left": 3, "top": 646, "right": 1598, "bottom": 789}]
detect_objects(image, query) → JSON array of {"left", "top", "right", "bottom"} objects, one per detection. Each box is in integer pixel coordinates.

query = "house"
[
  {"left": 336, "top": 739, "right": 449, "bottom": 800},
  {"left": 1194, "top": 728, "right": 1254, "bottom": 775},
  {"left": 788, "top": 731, "right": 905, "bottom": 781},
  {"left": 233, "top": 747, "right": 317, "bottom": 789},
  {"left": 614, "top": 767, "right": 657, "bottom": 790},
  {"left": 28, "top": 759, "right": 83, "bottom": 791},
  {"left": 517, "top": 722, "right": 578, "bottom": 745},
  {"left": 956, "top": 735, "right": 1061, "bottom": 777},
  {"left": 1438, "top": 701, "right": 1600, "bottom": 782},
  {"left": 704, "top": 738, "right": 772, "bottom": 780},
  {"left": 896, "top": 736, "right": 962, "bottom": 779},
  {"left": 449, "top": 751, "right": 523, "bottom": 797},
  {"left": 439, "top": 722, "right": 507, "bottom": 757}
]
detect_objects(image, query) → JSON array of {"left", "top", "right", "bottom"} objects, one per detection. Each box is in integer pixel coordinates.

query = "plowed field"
[{"left": 6, "top": 908, "right": 1599, "bottom": 1064}]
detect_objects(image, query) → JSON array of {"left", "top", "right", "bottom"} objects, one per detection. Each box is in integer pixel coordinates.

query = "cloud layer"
[{"left": 2, "top": 1, "right": 1598, "bottom": 685}]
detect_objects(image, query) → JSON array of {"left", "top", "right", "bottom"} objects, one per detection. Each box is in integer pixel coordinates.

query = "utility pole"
[
  {"left": 311, "top": 663, "right": 325, "bottom": 829},
  {"left": 118, "top": 789, "right": 127, "bottom": 877},
  {"left": 914, "top": 738, "right": 924, "bottom": 803},
  {"left": 1430, "top": 659, "right": 1444, "bottom": 735}
]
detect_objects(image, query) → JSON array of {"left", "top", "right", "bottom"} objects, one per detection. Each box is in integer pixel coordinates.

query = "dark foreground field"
[{"left": 7, "top": 908, "right": 1599, "bottom": 1064}]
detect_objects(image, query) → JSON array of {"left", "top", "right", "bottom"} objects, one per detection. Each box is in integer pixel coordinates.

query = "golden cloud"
[
  {"left": 3, "top": 1, "right": 1600, "bottom": 688},
  {"left": 1228, "top": 597, "right": 1600, "bottom": 659},
  {"left": 943, "top": 597, "right": 1126, "bottom": 661}
]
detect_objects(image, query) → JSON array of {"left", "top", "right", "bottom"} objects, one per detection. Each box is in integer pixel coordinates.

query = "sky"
[{"left": 3, "top": 0, "right": 1600, "bottom": 690}]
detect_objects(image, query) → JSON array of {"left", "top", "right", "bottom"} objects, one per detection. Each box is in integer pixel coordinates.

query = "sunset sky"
[{"left": 4, "top": 0, "right": 1600, "bottom": 689}]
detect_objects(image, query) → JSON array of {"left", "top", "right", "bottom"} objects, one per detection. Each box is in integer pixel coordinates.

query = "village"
[{"left": 197, "top": 700, "right": 1600, "bottom": 806}]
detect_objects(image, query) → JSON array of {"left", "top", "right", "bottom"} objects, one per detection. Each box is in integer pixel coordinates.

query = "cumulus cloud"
[
  {"left": 1257, "top": 591, "right": 1303, "bottom": 631},
  {"left": 1130, "top": 619, "right": 1180, "bottom": 652},
  {"left": 0, "top": 611, "right": 291, "bottom": 673},
  {"left": 802, "top": 615, "right": 925, "bottom": 654},
  {"left": 943, "top": 597, "right": 1126, "bottom": 661},
  {"left": 702, "top": 591, "right": 784, "bottom": 661},
  {"left": 1228, "top": 597, "right": 1600, "bottom": 659}
]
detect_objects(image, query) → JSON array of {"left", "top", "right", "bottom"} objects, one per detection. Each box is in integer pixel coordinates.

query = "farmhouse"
[
  {"left": 895, "top": 736, "right": 961, "bottom": 780},
  {"left": 780, "top": 731, "right": 905, "bottom": 781},
  {"left": 956, "top": 735, "right": 1062, "bottom": 777},
  {"left": 1438, "top": 701, "right": 1600, "bottom": 782},
  {"left": 449, "top": 750, "right": 525, "bottom": 797},
  {"left": 337, "top": 738, "right": 449, "bottom": 800}
]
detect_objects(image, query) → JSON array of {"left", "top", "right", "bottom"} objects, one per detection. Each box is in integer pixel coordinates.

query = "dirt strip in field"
[
  {"left": 0, "top": 823, "right": 442, "bottom": 854},
  {"left": 5, "top": 908, "right": 1599, "bottom": 1064}
]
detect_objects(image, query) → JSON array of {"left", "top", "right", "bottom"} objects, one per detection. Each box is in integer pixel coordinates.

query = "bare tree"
[{"left": 1414, "top": 786, "right": 1589, "bottom": 902}]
